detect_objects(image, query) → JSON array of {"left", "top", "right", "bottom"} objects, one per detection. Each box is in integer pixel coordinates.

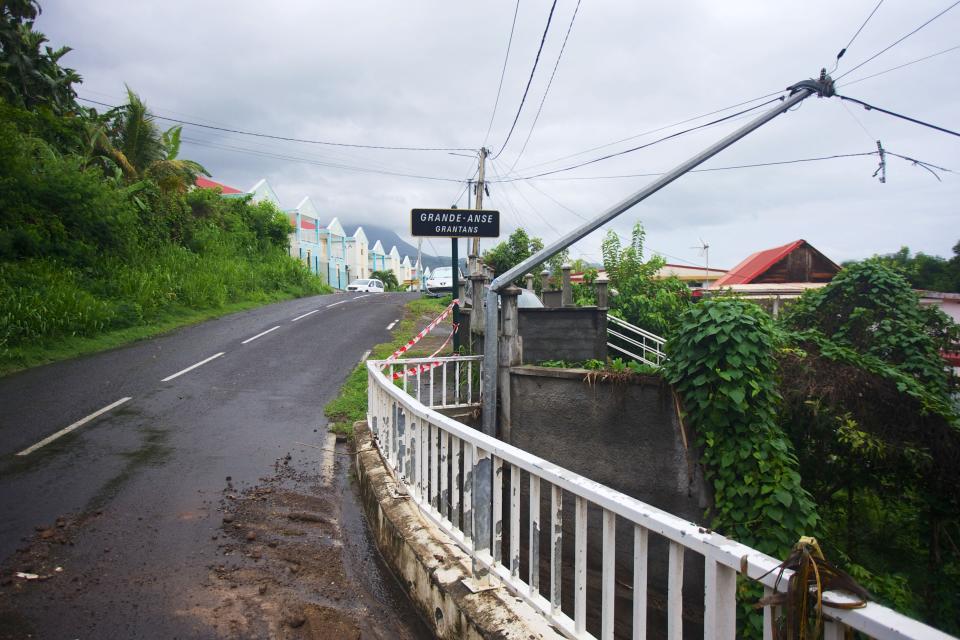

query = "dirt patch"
[{"left": 193, "top": 449, "right": 432, "bottom": 640}]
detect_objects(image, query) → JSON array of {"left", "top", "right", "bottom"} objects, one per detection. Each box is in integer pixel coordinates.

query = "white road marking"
[
  {"left": 291, "top": 309, "right": 319, "bottom": 322},
  {"left": 241, "top": 326, "right": 280, "bottom": 344},
  {"left": 161, "top": 352, "right": 225, "bottom": 382},
  {"left": 17, "top": 397, "right": 132, "bottom": 456},
  {"left": 327, "top": 300, "right": 346, "bottom": 308},
  {"left": 359, "top": 349, "right": 371, "bottom": 365},
  {"left": 354, "top": 294, "right": 370, "bottom": 300},
  {"left": 386, "top": 320, "right": 398, "bottom": 330}
]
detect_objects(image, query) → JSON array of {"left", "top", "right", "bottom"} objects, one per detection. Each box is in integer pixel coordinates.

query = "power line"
[
  {"left": 837, "top": 94, "right": 960, "bottom": 138},
  {"left": 832, "top": 0, "right": 884, "bottom": 72},
  {"left": 514, "top": 90, "right": 784, "bottom": 173},
  {"left": 78, "top": 96, "right": 475, "bottom": 152},
  {"left": 839, "top": 43, "right": 960, "bottom": 88},
  {"left": 492, "top": 96, "right": 785, "bottom": 182},
  {"left": 492, "top": 0, "right": 560, "bottom": 159},
  {"left": 508, "top": 0, "right": 582, "bottom": 171},
  {"left": 180, "top": 136, "right": 464, "bottom": 182},
  {"left": 482, "top": 0, "right": 521, "bottom": 147},
  {"left": 526, "top": 151, "right": 880, "bottom": 180},
  {"left": 836, "top": 0, "right": 960, "bottom": 80}
]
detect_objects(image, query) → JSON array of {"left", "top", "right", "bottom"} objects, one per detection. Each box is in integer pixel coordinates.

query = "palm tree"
[{"left": 85, "top": 86, "right": 208, "bottom": 191}]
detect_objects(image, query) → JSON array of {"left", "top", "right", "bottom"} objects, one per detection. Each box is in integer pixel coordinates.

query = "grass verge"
[
  {"left": 0, "top": 290, "right": 327, "bottom": 377},
  {"left": 324, "top": 296, "right": 452, "bottom": 438}
]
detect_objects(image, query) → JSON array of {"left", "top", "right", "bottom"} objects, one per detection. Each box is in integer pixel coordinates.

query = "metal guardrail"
[
  {"left": 607, "top": 315, "right": 667, "bottom": 367},
  {"left": 367, "top": 355, "right": 955, "bottom": 640}
]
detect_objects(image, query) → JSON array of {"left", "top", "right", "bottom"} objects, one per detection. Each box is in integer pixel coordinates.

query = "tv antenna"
[{"left": 690, "top": 238, "right": 710, "bottom": 279}]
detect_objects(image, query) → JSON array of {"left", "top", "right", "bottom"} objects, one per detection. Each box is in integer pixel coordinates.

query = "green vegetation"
[
  {"left": 665, "top": 261, "right": 959, "bottom": 635},
  {"left": 601, "top": 223, "right": 690, "bottom": 336},
  {"left": 481, "top": 227, "right": 547, "bottom": 286},
  {"left": 324, "top": 297, "right": 450, "bottom": 436},
  {"left": 537, "top": 357, "right": 659, "bottom": 377},
  {"left": 0, "top": 4, "right": 330, "bottom": 373},
  {"left": 848, "top": 243, "right": 960, "bottom": 293}
]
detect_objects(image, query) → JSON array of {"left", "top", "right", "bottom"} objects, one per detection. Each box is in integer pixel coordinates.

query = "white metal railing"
[
  {"left": 381, "top": 355, "right": 482, "bottom": 409},
  {"left": 607, "top": 315, "right": 666, "bottom": 367},
  {"left": 366, "top": 355, "right": 955, "bottom": 640}
]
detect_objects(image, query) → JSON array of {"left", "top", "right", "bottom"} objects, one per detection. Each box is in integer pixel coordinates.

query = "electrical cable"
[
  {"left": 492, "top": 96, "right": 785, "bottom": 182},
  {"left": 836, "top": 0, "right": 960, "bottom": 80},
  {"left": 526, "top": 151, "right": 879, "bottom": 180},
  {"left": 492, "top": 0, "right": 560, "bottom": 159},
  {"left": 514, "top": 90, "right": 784, "bottom": 173},
  {"left": 508, "top": 0, "right": 582, "bottom": 171},
  {"left": 836, "top": 95, "right": 960, "bottom": 138},
  {"left": 839, "top": 43, "right": 960, "bottom": 88},
  {"left": 831, "top": 0, "right": 884, "bottom": 72},
  {"left": 78, "top": 96, "right": 475, "bottom": 152},
  {"left": 180, "top": 136, "right": 464, "bottom": 182},
  {"left": 484, "top": 161, "right": 532, "bottom": 231},
  {"left": 482, "top": 0, "right": 521, "bottom": 147}
]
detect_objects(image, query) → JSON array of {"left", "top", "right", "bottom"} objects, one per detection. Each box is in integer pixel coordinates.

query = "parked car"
[
  {"left": 346, "top": 278, "right": 385, "bottom": 293},
  {"left": 425, "top": 266, "right": 463, "bottom": 297}
]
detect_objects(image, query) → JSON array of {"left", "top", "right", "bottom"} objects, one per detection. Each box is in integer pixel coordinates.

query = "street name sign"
[{"left": 411, "top": 208, "right": 500, "bottom": 238}]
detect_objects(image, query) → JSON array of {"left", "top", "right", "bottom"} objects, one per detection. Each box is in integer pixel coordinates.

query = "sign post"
[{"left": 411, "top": 208, "right": 500, "bottom": 352}]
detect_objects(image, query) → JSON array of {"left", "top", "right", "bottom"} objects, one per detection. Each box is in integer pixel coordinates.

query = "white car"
[
  {"left": 425, "top": 266, "right": 462, "bottom": 296},
  {"left": 346, "top": 278, "right": 385, "bottom": 293}
]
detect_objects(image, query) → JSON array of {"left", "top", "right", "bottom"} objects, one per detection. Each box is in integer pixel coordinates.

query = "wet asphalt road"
[{"left": 0, "top": 291, "right": 426, "bottom": 638}]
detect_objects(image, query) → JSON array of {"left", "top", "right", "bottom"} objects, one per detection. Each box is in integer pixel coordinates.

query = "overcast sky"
[{"left": 38, "top": 0, "right": 959, "bottom": 269}]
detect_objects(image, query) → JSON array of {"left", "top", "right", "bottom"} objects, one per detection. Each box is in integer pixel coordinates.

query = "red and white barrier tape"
[
  {"left": 390, "top": 324, "right": 459, "bottom": 379},
  {"left": 383, "top": 299, "right": 459, "bottom": 364}
]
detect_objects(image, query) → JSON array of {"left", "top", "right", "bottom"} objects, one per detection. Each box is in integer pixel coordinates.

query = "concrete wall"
[
  {"left": 518, "top": 307, "right": 607, "bottom": 363},
  {"left": 509, "top": 366, "right": 711, "bottom": 637}
]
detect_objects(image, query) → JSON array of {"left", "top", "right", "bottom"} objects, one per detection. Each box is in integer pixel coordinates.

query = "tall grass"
[{"left": 0, "top": 239, "right": 329, "bottom": 356}]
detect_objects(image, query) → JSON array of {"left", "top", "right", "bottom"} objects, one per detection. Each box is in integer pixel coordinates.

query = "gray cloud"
[{"left": 38, "top": 0, "right": 960, "bottom": 268}]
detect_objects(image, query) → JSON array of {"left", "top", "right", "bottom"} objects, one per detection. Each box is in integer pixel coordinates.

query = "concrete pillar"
[
  {"left": 596, "top": 276, "right": 609, "bottom": 309},
  {"left": 524, "top": 273, "right": 534, "bottom": 291},
  {"left": 540, "top": 270, "right": 550, "bottom": 298},
  {"left": 561, "top": 263, "right": 573, "bottom": 307},
  {"left": 470, "top": 273, "right": 487, "bottom": 340},
  {"left": 468, "top": 253, "right": 478, "bottom": 276},
  {"left": 498, "top": 285, "right": 522, "bottom": 442}
]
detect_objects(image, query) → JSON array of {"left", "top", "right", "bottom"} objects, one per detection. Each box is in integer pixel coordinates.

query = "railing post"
[
  {"left": 470, "top": 272, "right": 487, "bottom": 341},
  {"left": 540, "top": 269, "right": 550, "bottom": 299},
  {"left": 524, "top": 272, "right": 534, "bottom": 291},
  {"left": 561, "top": 263, "right": 573, "bottom": 307},
  {"left": 498, "top": 285, "right": 522, "bottom": 443},
  {"left": 596, "top": 275, "right": 609, "bottom": 309}
]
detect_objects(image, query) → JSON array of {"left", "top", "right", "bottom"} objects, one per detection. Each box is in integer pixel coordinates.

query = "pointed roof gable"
[
  {"left": 389, "top": 246, "right": 401, "bottom": 259},
  {"left": 295, "top": 196, "right": 319, "bottom": 218},
  {"left": 326, "top": 217, "right": 346, "bottom": 237},
  {"left": 401, "top": 256, "right": 411, "bottom": 267},
  {"left": 371, "top": 240, "right": 385, "bottom": 254},
  {"left": 247, "top": 178, "right": 281, "bottom": 207},
  {"left": 349, "top": 226, "right": 368, "bottom": 244},
  {"left": 711, "top": 239, "right": 839, "bottom": 288},
  {"left": 196, "top": 176, "right": 243, "bottom": 194}
]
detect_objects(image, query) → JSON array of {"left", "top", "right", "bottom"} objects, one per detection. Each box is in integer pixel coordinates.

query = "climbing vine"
[{"left": 664, "top": 298, "right": 819, "bottom": 636}]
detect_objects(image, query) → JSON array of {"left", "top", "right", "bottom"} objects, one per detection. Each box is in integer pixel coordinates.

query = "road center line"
[
  {"left": 161, "top": 352, "right": 225, "bottom": 382},
  {"left": 386, "top": 319, "right": 398, "bottom": 330},
  {"left": 291, "top": 309, "right": 319, "bottom": 322},
  {"left": 17, "top": 397, "right": 132, "bottom": 456},
  {"left": 241, "top": 326, "right": 280, "bottom": 344},
  {"left": 327, "top": 300, "right": 346, "bottom": 308}
]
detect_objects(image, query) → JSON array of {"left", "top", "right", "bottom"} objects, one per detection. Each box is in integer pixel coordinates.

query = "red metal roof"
[
  {"left": 711, "top": 240, "right": 805, "bottom": 288},
  {"left": 195, "top": 176, "right": 243, "bottom": 194},
  {"left": 300, "top": 217, "right": 317, "bottom": 230}
]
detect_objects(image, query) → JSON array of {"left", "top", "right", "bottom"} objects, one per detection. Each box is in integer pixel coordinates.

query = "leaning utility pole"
[{"left": 480, "top": 73, "right": 835, "bottom": 436}]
